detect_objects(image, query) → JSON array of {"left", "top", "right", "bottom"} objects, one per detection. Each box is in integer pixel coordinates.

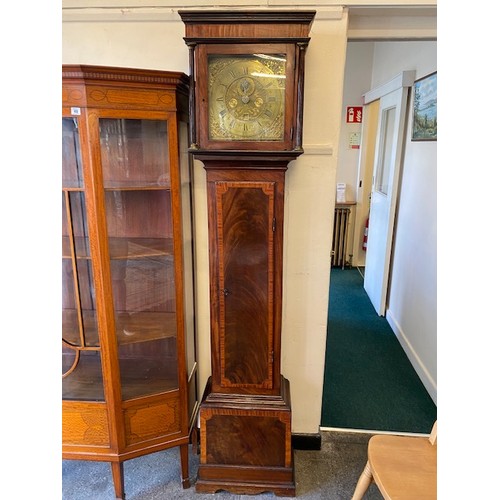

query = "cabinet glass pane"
[
  {"left": 62, "top": 187, "right": 103, "bottom": 400},
  {"left": 100, "top": 119, "right": 171, "bottom": 188},
  {"left": 62, "top": 118, "right": 83, "bottom": 188},
  {"left": 101, "top": 118, "right": 178, "bottom": 400},
  {"left": 179, "top": 120, "right": 197, "bottom": 418}
]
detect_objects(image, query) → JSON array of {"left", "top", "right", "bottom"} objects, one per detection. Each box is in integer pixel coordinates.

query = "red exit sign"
[{"left": 346, "top": 106, "right": 363, "bottom": 123}]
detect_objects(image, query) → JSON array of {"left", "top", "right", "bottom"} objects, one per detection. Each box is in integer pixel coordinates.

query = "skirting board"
[
  {"left": 386, "top": 309, "right": 437, "bottom": 405},
  {"left": 292, "top": 432, "right": 322, "bottom": 450}
]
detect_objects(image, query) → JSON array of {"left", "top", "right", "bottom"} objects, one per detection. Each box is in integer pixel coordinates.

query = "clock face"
[{"left": 208, "top": 54, "right": 286, "bottom": 142}]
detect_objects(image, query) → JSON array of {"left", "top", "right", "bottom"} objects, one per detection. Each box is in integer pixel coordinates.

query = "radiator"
[{"left": 331, "top": 207, "right": 351, "bottom": 269}]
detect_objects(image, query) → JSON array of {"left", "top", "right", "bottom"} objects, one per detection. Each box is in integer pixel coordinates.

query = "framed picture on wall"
[{"left": 411, "top": 71, "right": 437, "bottom": 141}]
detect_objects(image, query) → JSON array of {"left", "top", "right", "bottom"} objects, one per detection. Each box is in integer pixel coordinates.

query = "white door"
[{"left": 363, "top": 80, "right": 412, "bottom": 316}]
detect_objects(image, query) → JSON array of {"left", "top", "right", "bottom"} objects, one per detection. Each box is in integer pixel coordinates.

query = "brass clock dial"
[{"left": 208, "top": 54, "right": 286, "bottom": 141}]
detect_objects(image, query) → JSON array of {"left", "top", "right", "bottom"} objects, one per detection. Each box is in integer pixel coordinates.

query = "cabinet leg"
[
  {"left": 110, "top": 461, "right": 125, "bottom": 499},
  {"left": 179, "top": 443, "right": 190, "bottom": 489}
]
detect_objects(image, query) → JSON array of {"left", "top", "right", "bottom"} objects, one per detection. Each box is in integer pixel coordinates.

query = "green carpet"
[{"left": 321, "top": 267, "right": 437, "bottom": 433}]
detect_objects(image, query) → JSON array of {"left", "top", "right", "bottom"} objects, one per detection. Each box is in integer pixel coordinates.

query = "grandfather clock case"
[{"left": 180, "top": 10, "right": 315, "bottom": 496}]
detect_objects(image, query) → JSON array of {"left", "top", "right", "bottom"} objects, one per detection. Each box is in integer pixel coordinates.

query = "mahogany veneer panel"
[{"left": 196, "top": 377, "right": 294, "bottom": 496}]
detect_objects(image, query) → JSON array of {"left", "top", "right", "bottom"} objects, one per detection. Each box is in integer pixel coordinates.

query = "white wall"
[
  {"left": 282, "top": 13, "right": 348, "bottom": 432},
  {"left": 370, "top": 41, "right": 437, "bottom": 402},
  {"left": 337, "top": 42, "right": 374, "bottom": 265},
  {"left": 336, "top": 42, "right": 374, "bottom": 203},
  {"left": 61, "top": 4, "right": 437, "bottom": 433},
  {"left": 62, "top": 6, "right": 349, "bottom": 435}
]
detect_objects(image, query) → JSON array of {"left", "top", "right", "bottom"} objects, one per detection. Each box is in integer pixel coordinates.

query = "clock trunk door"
[{"left": 207, "top": 168, "right": 284, "bottom": 395}]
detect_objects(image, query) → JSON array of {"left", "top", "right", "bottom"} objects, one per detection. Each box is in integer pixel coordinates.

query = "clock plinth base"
[
  {"left": 196, "top": 470, "right": 295, "bottom": 497},
  {"left": 196, "top": 376, "right": 295, "bottom": 497}
]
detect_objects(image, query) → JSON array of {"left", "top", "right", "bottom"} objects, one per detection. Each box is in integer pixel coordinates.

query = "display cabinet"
[{"left": 62, "top": 65, "right": 198, "bottom": 499}]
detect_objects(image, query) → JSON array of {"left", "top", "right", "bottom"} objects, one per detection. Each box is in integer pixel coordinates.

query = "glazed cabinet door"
[
  {"left": 62, "top": 115, "right": 105, "bottom": 401},
  {"left": 94, "top": 110, "right": 182, "bottom": 401},
  {"left": 62, "top": 109, "right": 186, "bottom": 403}
]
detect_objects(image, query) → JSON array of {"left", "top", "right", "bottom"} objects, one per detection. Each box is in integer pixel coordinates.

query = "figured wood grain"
[
  {"left": 205, "top": 166, "right": 286, "bottom": 396},
  {"left": 206, "top": 415, "right": 286, "bottom": 466},
  {"left": 218, "top": 182, "right": 275, "bottom": 388},
  {"left": 124, "top": 398, "right": 180, "bottom": 445},
  {"left": 62, "top": 401, "right": 109, "bottom": 446},
  {"left": 180, "top": 10, "right": 315, "bottom": 40},
  {"left": 197, "top": 377, "right": 294, "bottom": 495}
]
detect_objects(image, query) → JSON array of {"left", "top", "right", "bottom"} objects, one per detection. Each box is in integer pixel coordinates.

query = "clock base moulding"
[{"left": 196, "top": 376, "right": 295, "bottom": 497}]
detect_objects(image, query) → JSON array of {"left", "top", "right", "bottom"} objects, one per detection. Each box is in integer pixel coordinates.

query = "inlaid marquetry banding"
[
  {"left": 124, "top": 399, "right": 180, "bottom": 446},
  {"left": 62, "top": 70, "right": 189, "bottom": 88}
]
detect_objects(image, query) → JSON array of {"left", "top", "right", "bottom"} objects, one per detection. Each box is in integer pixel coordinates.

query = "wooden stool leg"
[
  {"left": 179, "top": 443, "right": 190, "bottom": 489},
  {"left": 352, "top": 461, "right": 373, "bottom": 500},
  {"left": 110, "top": 461, "right": 125, "bottom": 499}
]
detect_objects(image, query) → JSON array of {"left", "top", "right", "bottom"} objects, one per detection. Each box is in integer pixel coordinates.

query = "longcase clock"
[{"left": 179, "top": 10, "right": 315, "bottom": 496}]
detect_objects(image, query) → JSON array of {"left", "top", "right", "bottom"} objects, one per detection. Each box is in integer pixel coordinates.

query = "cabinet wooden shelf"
[
  {"left": 63, "top": 236, "right": 175, "bottom": 260},
  {"left": 103, "top": 183, "right": 172, "bottom": 189},
  {"left": 63, "top": 310, "right": 177, "bottom": 345},
  {"left": 62, "top": 346, "right": 179, "bottom": 401},
  {"left": 62, "top": 65, "right": 198, "bottom": 499}
]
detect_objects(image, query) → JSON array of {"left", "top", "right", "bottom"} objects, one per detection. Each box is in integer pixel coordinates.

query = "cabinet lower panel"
[
  {"left": 62, "top": 392, "right": 182, "bottom": 450},
  {"left": 62, "top": 401, "right": 110, "bottom": 446},
  {"left": 123, "top": 396, "right": 180, "bottom": 446},
  {"left": 197, "top": 376, "right": 295, "bottom": 496}
]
